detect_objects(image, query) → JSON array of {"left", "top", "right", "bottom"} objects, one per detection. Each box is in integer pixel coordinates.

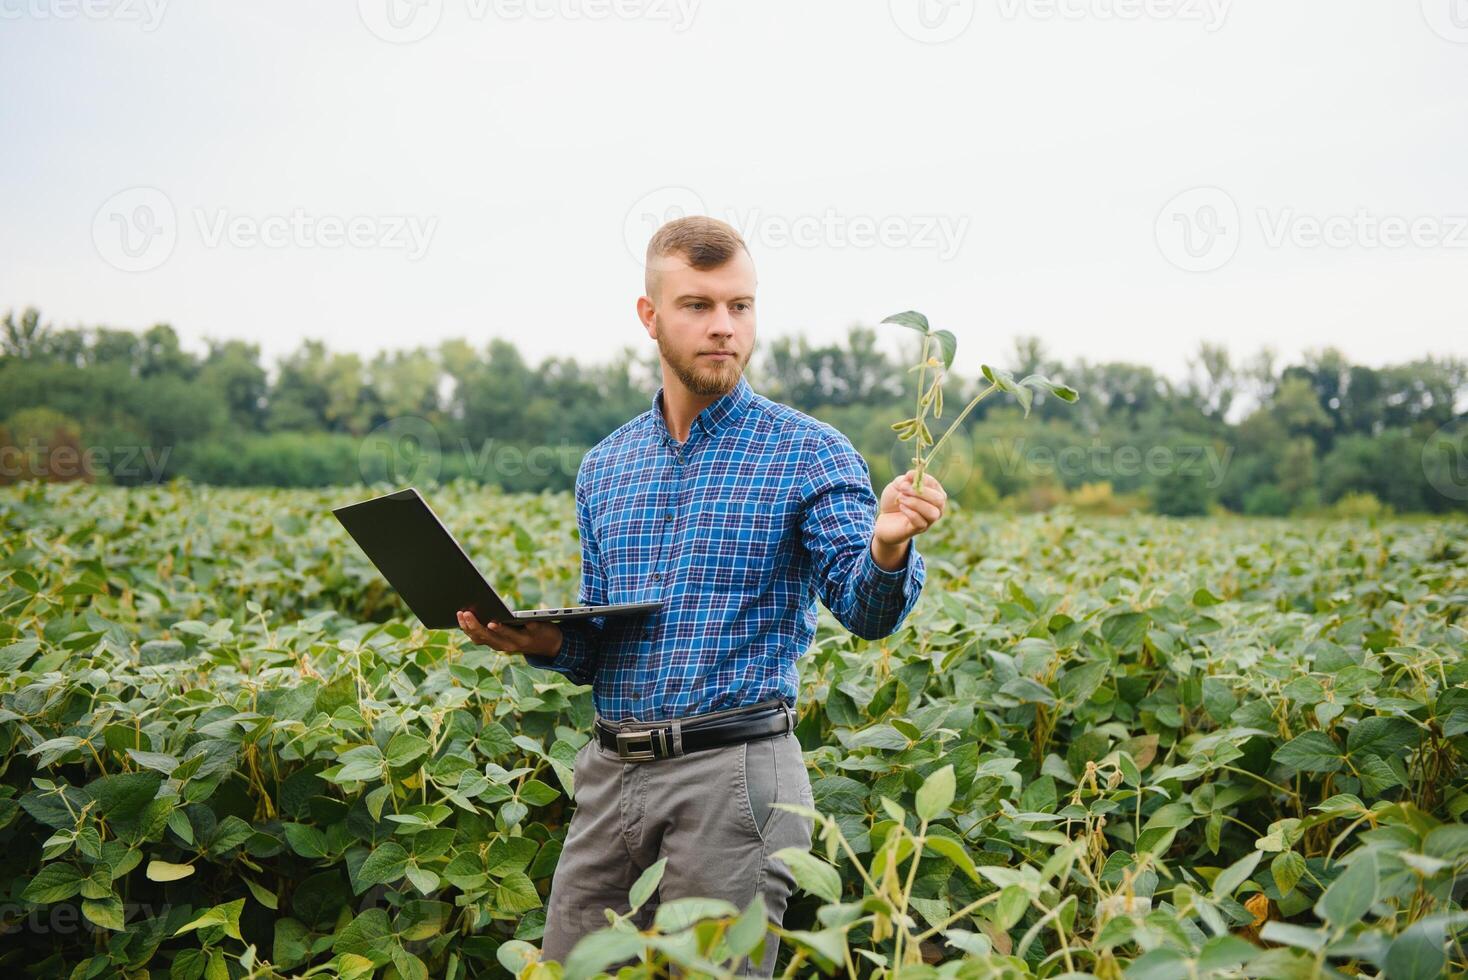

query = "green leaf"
[
  {"left": 724, "top": 895, "right": 769, "bottom": 960},
  {"left": 629, "top": 857, "right": 666, "bottom": 912},
  {"left": 1018, "top": 372, "right": 1079, "bottom": 404},
  {"left": 1271, "top": 851, "right": 1306, "bottom": 897},
  {"left": 653, "top": 897, "right": 739, "bottom": 932},
  {"left": 1315, "top": 850, "right": 1378, "bottom": 929},
  {"left": 771, "top": 847, "right": 842, "bottom": 904},
  {"left": 333, "top": 908, "right": 392, "bottom": 962},
  {"left": 390, "top": 944, "right": 428, "bottom": 980},
  {"left": 283, "top": 822, "right": 329, "bottom": 859},
  {"left": 82, "top": 896, "right": 126, "bottom": 931},
  {"left": 22, "top": 863, "right": 85, "bottom": 903},
  {"left": 931, "top": 329, "right": 957, "bottom": 369},
  {"left": 563, "top": 930, "right": 649, "bottom": 979},
  {"left": 1273, "top": 731, "right": 1344, "bottom": 774},
  {"left": 386, "top": 732, "right": 431, "bottom": 768},
  {"left": 924, "top": 835, "right": 982, "bottom": 884},
  {"left": 357, "top": 842, "right": 410, "bottom": 887},
  {"left": 1211, "top": 849, "right": 1261, "bottom": 901},
  {"left": 915, "top": 764, "right": 955, "bottom": 821},
  {"left": 1101, "top": 611, "right": 1150, "bottom": 650},
  {"left": 1346, "top": 716, "right": 1419, "bottom": 759},
  {"left": 881, "top": 311, "right": 930, "bottom": 334},
  {"left": 1386, "top": 917, "right": 1449, "bottom": 980},
  {"left": 174, "top": 898, "right": 245, "bottom": 941}
]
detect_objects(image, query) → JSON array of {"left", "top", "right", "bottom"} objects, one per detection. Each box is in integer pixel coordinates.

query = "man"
[{"left": 457, "top": 215, "right": 947, "bottom": 976}]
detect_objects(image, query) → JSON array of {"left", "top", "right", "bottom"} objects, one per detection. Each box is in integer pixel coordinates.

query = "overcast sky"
[{"left": 2, "top": 1, "right": 1466, "bottom": 383}]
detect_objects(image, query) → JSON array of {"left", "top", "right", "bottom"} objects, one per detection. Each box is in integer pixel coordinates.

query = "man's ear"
[{"left": 636, "top": 295, "right": 657, "bottom": 338}]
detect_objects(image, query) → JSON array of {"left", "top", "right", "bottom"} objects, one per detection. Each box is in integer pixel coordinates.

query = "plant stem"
[{"left": 914, "top": 384, "right": 998, "bottom": 497}]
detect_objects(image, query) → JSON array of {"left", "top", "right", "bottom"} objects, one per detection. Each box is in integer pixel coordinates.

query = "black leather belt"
[{"left": 594, "top": 697, "right": 796, "bottom": 762}]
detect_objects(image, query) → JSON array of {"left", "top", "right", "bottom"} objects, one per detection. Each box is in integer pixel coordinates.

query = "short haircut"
[{"left": 644, "top": 215, "right": 750, "bottom": 298}]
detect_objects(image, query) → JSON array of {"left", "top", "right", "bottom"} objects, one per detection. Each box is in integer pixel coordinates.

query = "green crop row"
[{"left": 1, "top": 481, "right": 1466, "bottom": 979}]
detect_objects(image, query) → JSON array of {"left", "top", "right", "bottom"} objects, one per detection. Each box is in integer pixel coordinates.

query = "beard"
[{"left": 656, "top": 332, "right": 754, "bottom": 397}]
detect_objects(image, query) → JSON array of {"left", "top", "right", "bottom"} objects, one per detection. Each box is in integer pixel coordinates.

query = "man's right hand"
[{"left": 457, "top": 609, "right": 563, "bottom": 658}]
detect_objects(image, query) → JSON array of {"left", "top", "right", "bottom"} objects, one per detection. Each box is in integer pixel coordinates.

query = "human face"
[{"left": 639, "top": 249, "right": 757, "bottom": 398}]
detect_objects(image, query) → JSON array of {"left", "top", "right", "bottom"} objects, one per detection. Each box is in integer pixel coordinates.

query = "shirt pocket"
[{"left": 688, "top": 495, "right": 782, "bottom": 593}]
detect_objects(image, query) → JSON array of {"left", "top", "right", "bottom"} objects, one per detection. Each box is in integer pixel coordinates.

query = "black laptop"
[{"left": 332, "top": 487, "right": 661, "bottom": 629}]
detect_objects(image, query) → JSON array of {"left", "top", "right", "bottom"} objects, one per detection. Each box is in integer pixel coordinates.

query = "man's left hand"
[{"left": 875, "top": 469, "right": 947, "bottom": 547}]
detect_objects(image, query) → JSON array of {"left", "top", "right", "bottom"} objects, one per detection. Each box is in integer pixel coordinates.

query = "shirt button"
[
  {"left": 650, "top": 571, "right": 662, "bottom": 580},
  {"left": 664, "top": 511, "right": 673, "bottom": 522}
]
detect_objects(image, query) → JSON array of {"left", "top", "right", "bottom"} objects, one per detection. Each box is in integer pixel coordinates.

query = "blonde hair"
[{"left": 644, "top": 215, "right": 750, "bottom": 298}]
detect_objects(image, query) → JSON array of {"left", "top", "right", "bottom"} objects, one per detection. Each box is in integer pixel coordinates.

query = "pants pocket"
[{"left": 742, "top": 736, "right": 779, "bottom": 843}]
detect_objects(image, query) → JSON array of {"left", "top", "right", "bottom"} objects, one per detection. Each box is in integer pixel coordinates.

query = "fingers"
[
  {"left": 457, "top": 609, "right": 530, "bottom": 652},
  {"left": 900, "top": 492, "right": 942, "bottom": 523},
  {"left": 897, "top": 498, "right": 933, "bottom": 531},
  {"left": 901, "top": 470, "right": 946, "bottom": 499}
]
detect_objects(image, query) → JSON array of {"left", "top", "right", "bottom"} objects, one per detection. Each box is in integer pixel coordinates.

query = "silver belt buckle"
[{"left": 615, "top": 729, "right": 660, "bottom": 762}]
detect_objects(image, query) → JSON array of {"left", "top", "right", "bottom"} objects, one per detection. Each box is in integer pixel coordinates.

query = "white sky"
[{"left": 2, "top": 0, "right": 1466, "bottom": 383}]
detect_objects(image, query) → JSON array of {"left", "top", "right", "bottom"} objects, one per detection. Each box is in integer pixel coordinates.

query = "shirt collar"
[{"left": 650, "top": 374, "right": 754, "bottom": 441}]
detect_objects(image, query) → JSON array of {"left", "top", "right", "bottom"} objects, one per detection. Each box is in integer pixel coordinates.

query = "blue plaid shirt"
[{"left": 523, "top": 374, "right": 925, "bottom": 722}]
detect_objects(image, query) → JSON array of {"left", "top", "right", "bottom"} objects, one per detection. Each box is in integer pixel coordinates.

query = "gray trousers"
[{"left": 541, "top": 724, "right": 815, "bottom": 977}]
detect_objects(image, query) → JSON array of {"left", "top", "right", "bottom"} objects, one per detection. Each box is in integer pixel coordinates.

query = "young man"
[{"left": 457, "top": 216, "right": 947, "bottom": 976}]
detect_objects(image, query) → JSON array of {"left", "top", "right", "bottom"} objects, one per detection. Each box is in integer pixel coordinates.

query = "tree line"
[{"left": 2, "top": 306, "right": 1465, "bottom": 515}]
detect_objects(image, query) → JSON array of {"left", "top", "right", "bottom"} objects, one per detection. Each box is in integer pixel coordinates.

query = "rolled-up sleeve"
[
  {"left": 797, "top": 428, "right": 925, "bottom": 640},
  {"left": 523, "top": 458, "right": 605, "bottom": 685}
]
